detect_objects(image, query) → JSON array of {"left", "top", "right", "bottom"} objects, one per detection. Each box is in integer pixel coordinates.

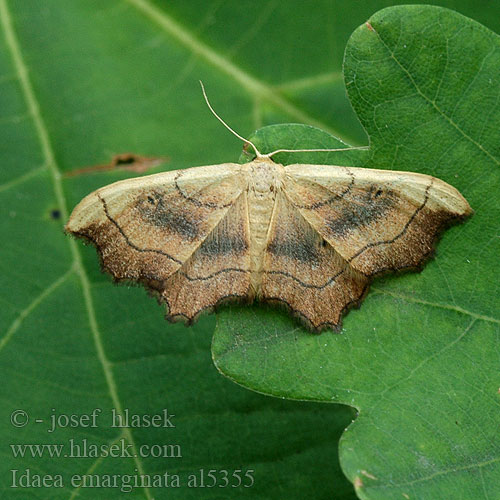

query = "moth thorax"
[
  {"left": 246, "top": 159, "right": 284, "bottom": 195},
  {"left": 244, "top": 160, "right": 285, "bottom": 297}
]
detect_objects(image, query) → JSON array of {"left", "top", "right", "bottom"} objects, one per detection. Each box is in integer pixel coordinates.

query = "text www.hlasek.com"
[{"left": 11, "top": 438, "right": 180, "bottom": 459}]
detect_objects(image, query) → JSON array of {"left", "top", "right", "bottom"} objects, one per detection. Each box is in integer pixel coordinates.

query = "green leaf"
[
  {"left": 214, "top": 5, "right": 500, "bottom": 500},
  {"left": 0, "top": 0, "right": 364, "bottom": 499}
]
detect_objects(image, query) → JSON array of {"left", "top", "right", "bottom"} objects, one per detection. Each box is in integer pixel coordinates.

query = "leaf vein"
[
  {"left": 0, "top": 267, "right": 74, "bottom": 353},
  {"left": 68, "top": 432, "right": 127, "bottom": 500},
  {"left": 373, "top": 27, "right": 500, "bottom": 166},
  {"left": 0, "top": 2, "right": 153, "bottom": 498},
  {"left": 0, "top": 164, "right": 47, "bottom": 194},
  {"left": 379, "top": 318, "right": 477, "bottom": 396},
  {"left": 372, "top": 288, "right": 500, "bottom": 325},
  {"left": 125, "top": 0, "right": 357, "bottom": 145}
]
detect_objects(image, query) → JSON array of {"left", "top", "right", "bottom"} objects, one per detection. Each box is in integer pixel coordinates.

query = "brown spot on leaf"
[
  {"left": 353, "top": 477, "right": 364, "bottom": 489},
  {"left": 65, "top": 153, "right": 167, "bottom": 177},
  {"left": 361, "top": 469, "right": 377, "bottom": 480}
]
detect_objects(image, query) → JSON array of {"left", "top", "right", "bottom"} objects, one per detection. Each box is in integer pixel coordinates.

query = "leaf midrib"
[
  {"left": 125, "top": 0, "right": 359, "bottom": 145},
  {"left": 0, "top": 2, "right": 152, "bottom": 498}
]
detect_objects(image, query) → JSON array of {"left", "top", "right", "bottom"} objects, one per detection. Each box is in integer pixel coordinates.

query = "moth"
[{"left": 66, "top": 86, "right": 472, "bottom": 331}]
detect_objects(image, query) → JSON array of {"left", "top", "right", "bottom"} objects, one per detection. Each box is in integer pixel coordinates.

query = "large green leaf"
[
  {"left": 1, "top": 1, "right": 499, "bottom": 500},
  {"left": 214, "top": 5, "right": 500, "bottom": 500},
  {"left": 0, "top": 1, "right": 363, "bottom": 499}
]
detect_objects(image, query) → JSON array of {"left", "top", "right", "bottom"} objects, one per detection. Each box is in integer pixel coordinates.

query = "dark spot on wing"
[
  {"left": 136, "top": 191, "right": 199, "bottom": 239},
  {"left": 327, "top": 186, "right": 395, "bottom": 237},
  {"left": 199, "top": 234, "right": 248, "bottom": 256},
  {"left": 267, "top": 231, "right": 320, "bottom": 264}
]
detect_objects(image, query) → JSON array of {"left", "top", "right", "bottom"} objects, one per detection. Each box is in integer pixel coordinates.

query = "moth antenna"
[
  {"left": 267, "top": 146, "right": 369, "bottom": 158},
  {"left": 199, "top": 81, "right": 263, "bottom": 158}
]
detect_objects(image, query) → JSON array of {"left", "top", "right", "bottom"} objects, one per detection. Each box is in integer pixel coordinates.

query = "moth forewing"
[{"left": 66, "top": 154, "right": 471, "bottom": 331}]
